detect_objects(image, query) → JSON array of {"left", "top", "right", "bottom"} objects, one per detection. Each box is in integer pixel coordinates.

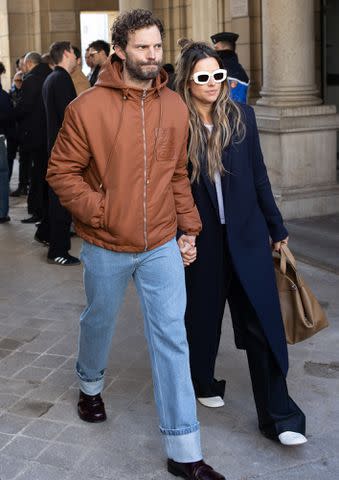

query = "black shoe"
[
  {"left": 77, "top": 390, "right": 107, "bottom": 423},
  {"left": 167, "top": 459, "right": 226, "bottom": 479},
  {"left": 0, "top": 216, "right": 10, "bottom": 224},
  {"left": 47, "top": 254, "right": 80, "bottom": 266},
  {"left": 10, "top": 187, "right": 27, "bottom": 197},
  {"left": 21, "top": 215, "right": 41, "bottom": 224},
  {"left": 34, "top": 232, "right": 49, "bottom": 246}
]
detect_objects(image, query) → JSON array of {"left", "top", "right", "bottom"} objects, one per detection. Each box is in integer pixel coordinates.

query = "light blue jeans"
[
  {"left": 77, "top": 239, "right": 202, "bottom": 462},
  {"left": 0, "top": 136, "right": 9, "bottom": 218}
]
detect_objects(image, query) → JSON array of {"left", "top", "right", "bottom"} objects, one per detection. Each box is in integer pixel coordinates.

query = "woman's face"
[{"left": 189, "top": 57, "right": 224, "bottom": 106}]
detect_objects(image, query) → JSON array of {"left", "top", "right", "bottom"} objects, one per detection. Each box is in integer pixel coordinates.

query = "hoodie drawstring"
[{"left": 99, "top": 94, "right": 127, "bottom": 192}]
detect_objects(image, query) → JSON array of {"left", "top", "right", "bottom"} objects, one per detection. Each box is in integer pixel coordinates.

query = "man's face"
[
  {"left": 85, "top": 51, "right": 94, "bottom": 68},
  {"left": 122, "top": 25, "right": 163, "bottom": 82},
  {"left": 24, "top": 59, "right": 34, "bottom": 72},
  {"left": 13, "top": 73, "right": 23, "bottom": 89},
  {"left": 65, "top": 47, "right": 77, "bottom": 72},
  {"left": 88, "top": 48, "right": 107, "bottom": 67},
  {"left": 214, "top": 41, "right": 233, "bottom": 52}
]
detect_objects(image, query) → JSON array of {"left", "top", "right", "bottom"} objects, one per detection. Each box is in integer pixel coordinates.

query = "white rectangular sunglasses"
[{"left": 191, "top": 68, "right": 227, "bottom": 85}]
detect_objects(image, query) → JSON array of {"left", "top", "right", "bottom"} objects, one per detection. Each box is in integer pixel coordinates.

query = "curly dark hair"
[
  {"left": 111, "top": 9, "right": 164, "bottom": 50},
  {"left": 0, "top": 61, "right": 6, "bottom": 75}
]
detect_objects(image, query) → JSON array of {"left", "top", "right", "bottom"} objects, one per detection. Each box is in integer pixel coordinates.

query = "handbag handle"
[
  {"left": 278, "top": 244, "right": 305, "bottom": 288},
  {"left": 277, "top": 244, "right": 296, "bottom": 275}
]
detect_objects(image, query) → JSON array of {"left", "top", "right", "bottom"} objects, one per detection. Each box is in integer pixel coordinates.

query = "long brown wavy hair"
[{"left": 175, "top": 39, "right": 245, "bottom": 182}]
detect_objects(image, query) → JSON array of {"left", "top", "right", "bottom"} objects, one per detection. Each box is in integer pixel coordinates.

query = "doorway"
[{"left": 80, "top": 11, "right": 118, "bottom": 75}]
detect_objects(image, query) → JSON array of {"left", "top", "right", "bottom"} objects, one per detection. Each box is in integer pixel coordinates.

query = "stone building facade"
[{"left": 0, "top": 0, "right": 338, "bottom": 218}]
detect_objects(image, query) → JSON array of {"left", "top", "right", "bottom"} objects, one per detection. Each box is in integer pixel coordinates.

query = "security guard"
[{"left": 211, "top": 31, "right": 249, "bottom": 103}]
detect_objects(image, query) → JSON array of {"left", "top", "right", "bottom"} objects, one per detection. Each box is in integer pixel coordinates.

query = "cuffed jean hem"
[
  {"left": 161, "top": 425, "right": 202, "bottom": 463},
  {"left": 76, "top": 362, "right": 105, "bottom": 395},
  {"left": 78, "top": 377, "right": 104, "bottom": 396}
]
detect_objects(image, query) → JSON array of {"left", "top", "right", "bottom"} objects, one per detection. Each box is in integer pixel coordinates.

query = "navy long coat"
[{"left": 186, "top": 104, "right": 289, "bottom": 376}]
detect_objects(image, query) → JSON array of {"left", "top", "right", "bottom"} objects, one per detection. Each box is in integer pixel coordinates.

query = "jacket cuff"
[{"left": 269, "top": 224, "right": 288, "bottom": 243}]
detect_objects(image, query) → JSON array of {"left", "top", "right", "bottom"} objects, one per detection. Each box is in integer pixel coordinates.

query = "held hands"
[
  {"left": 272, "top": 236, "right": 289, "bottom": 252},
  {"left": 177, "top": 235, "right": 197, "bottom": 267}
]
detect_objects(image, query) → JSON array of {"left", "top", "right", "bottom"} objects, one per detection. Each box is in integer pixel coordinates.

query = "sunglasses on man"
[{"left": 191, "top": 68, "right": 227, "bottom": 85}]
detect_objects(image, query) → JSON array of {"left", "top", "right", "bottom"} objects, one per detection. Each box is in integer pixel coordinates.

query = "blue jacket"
[{"left": 187, "top": 104, "right": 289, "bottom": 375}]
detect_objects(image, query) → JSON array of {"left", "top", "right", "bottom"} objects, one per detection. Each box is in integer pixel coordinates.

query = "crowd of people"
[
  {"left": 0, "top": 39, "right": 110, "bottom": 263},
  {"left": 1, "top": 8, "right": 308, "bottom": 480}
]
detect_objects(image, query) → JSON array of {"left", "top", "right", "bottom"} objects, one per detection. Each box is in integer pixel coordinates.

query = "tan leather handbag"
[{"left": 274, "top": 244, "right": 328, "bottom": 344}]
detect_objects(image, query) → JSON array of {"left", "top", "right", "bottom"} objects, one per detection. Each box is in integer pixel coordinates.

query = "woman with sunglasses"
[{"left": 175, "top": 40, "right": 307, "bottom": 446}]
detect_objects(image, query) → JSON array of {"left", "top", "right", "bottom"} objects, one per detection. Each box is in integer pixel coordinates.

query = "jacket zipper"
[{"left": 141, "top": 89, "right": 148, "bottom": 251}]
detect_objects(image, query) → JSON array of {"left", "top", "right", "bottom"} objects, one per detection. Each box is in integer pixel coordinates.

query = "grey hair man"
[{"left": 14, "top": 50, "right": 52, "bottom": 223}]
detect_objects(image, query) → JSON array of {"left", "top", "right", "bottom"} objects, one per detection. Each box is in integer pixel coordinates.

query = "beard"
[{"left": 124, "top": 54, "right": 162, "bottom": 81}]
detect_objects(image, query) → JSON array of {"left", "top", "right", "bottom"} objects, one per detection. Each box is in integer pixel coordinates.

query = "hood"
[{"left": 95, "top": 54, "right": 168, "bottom": 98}]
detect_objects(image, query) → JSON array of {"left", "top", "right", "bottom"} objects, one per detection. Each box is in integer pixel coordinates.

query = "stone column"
[
  {"left": 255, "top": 0, "right": 339, "bottom": 219},
  {"left": 258, "top": 0, "right": 321, "bottom": 107},
  {"left": 119, "top": 0, "right": 152, "bottom": 12},
  {"left": 192, "top": 0, "right": 218, "bottom": 41}
]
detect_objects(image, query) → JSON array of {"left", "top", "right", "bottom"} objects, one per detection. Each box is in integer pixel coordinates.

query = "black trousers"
[
  {"left": 27, "top": 148, "right": 48, "bottom": 217},
  {"left": 36, "top": 187, "right": 72, "bottom": 258},
  {"left": 7, "top": 141, "right": 31, "bottom": 188},
  {"left": 6, "top": 138, "right": 18, "bottom": 181},
  {"left": 18, "top": 148, "right": 32, "bottom": 190},
  {"left": 185, "top": 227, "right": 305, "bottom": 437}
]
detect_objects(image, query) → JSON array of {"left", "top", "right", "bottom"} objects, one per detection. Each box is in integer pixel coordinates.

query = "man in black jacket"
[
  {"left": 87, "top": 40, "right": 110, "bottom": 87},
  {"left": 211, "top": 32, "right": 249, "bottom": 103},
  {"left": 37, "top": 41, "right": 79, "bottom": 266},
  {"left": 14, "top": 52, "right": 52, "bottom": 222}
]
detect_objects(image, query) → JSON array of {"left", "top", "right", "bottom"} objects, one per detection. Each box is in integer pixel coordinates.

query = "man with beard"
[
  {"left": 14, "top": 52, "right": 52, "bottom": 222},
  {"left": 46, "top": 9, "right": 225, "bottom": 480}
]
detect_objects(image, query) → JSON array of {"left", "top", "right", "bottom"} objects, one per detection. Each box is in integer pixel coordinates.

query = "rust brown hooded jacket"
[{"left": 46, "top": 56, "right": 202, "bottom": 253}]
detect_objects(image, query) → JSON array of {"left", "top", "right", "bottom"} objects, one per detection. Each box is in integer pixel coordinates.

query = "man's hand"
[
  {"left": 272, "top": 236, "right": 289, "bottom": 252},
  {"left": 177, "top": 234, "right": 197, "bottom": 267}
]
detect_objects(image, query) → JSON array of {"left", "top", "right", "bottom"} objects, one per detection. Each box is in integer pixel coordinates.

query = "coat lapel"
[{"left": 220, "top": 147, "right": 232, "bottom": 199}]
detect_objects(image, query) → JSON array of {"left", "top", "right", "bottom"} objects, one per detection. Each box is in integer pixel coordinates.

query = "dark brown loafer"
[
  {"left": 167, "top": 459, "right": 226, "bottom": 479},
  {"left": 77, "top": 390, "right": 107, "bottom": 423}
]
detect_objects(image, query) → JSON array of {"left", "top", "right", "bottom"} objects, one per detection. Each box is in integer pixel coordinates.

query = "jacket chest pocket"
[{"left": 155, "top": 127, "right": 178, "bottom": 162}]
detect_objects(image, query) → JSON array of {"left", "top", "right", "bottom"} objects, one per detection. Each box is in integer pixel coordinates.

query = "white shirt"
[{"left": 204, "top": 124, "right": 225, "bottom": 224}]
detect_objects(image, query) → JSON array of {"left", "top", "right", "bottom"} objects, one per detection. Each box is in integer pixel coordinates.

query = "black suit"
[
  {"left": 14, "top": 63, "right": 51, "bottom": 216},
  {"left": 38, "top": 66, "right": 77, "bottom": 258}
]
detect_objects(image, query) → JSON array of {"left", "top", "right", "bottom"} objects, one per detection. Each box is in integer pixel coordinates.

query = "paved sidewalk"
[
  {"left": 0, "top": 194, "right": 338, "bottom": 479},
  {"left": 286, "top": 214, "right": 339, "bottom": 274}
]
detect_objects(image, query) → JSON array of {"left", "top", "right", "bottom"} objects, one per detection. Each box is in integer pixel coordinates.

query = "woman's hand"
[
  {"left": 272, "top": 236, "right": 289, "bottom": 252},
  {"left": 178, "top": 235, "right": 197, "bottom": 267}
]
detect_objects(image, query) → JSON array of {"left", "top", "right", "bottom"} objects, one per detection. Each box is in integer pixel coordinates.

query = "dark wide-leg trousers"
[{"left": 185, "top": 226, "right": 305, "bottom": 437}]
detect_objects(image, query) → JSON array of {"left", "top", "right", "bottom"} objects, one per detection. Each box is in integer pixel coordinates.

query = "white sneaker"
[
  {"left": 278, "top": 431, "right": 308, "bottom": 446},
  {"left": 197, "top": 396, "right": 224, "bottom": 408}
]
